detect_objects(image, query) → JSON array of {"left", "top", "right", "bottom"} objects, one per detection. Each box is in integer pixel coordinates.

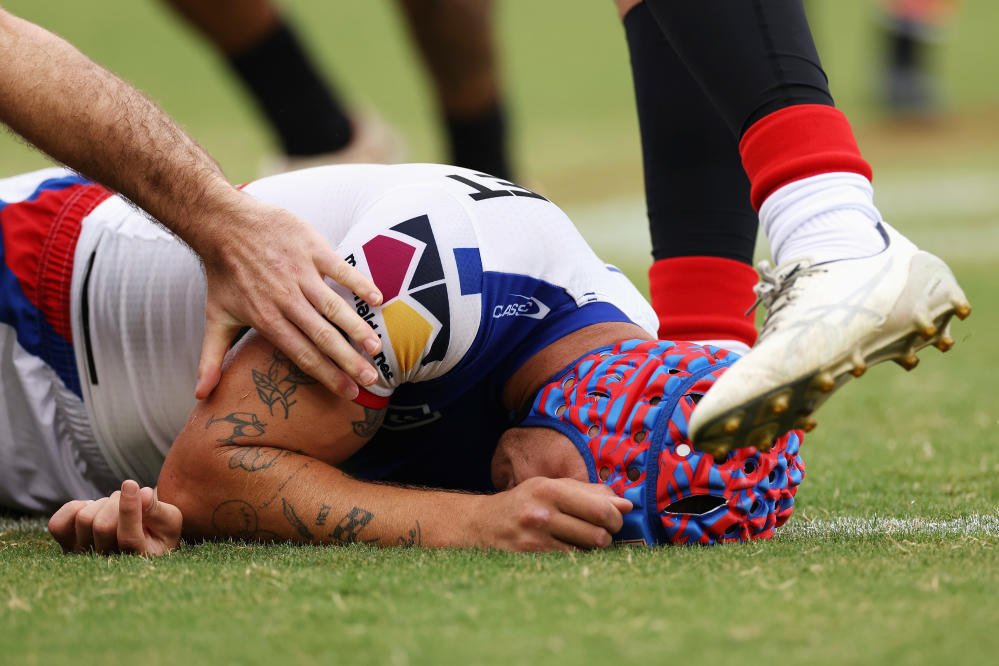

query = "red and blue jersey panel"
[{"left": 0, "top": 173, "right": 111, "bottom": 397}]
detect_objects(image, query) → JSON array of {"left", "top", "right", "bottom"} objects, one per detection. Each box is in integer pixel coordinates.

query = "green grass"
[
  {"left": 2, "top": 1, "right": 998, "bottom": 664},
  {"left": 3, "top": 528, "right": 999, "bottom": 665}
]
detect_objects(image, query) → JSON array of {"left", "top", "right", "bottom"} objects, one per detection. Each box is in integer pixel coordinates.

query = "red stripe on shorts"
[{"left": 2, "top": 183, "right": 112, "bottom": 342}]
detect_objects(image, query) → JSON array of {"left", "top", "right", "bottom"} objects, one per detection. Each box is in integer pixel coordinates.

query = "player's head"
[{"left": 502, "top": 339, "right": 805, "bottom": 545}]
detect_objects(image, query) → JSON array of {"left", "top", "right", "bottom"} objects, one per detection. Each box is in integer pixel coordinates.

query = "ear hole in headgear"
[
  {"left": 686, "top": 392, "right": 704, "bottom": 405},
  {"left": 664, "top": 495, "right": 727, "bottom": 515}
]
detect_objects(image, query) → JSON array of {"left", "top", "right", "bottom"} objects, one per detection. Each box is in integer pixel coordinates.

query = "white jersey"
[{"left": 1, "top": 164, "right": 656, "bottom": 511}]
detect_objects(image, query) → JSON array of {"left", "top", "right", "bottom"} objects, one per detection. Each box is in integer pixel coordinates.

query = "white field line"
[
  {"left": 777, "top": 514, "right": 999, "bottom": 540},
  {"left": 0, "top": 516, "right": 48, "bottom": 533},
  {"left": 564, "top": 169, "right": 999, "bottom": 265},
  {"left": 4, "top": 515, "right": 998, "bottom": 541}
]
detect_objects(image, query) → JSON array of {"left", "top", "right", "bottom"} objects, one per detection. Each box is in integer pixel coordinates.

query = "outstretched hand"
[
  {"left": 477, "top": 477, "right": 633, "bottom": 551},
  {"left": 194, "top": 198, "right": 384, "bottom": 401},
  {"left": 48, "top": 480, "right": 182, "bottom": 556}
]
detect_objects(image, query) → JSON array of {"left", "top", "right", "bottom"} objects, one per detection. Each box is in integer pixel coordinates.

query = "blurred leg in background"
[
  {"left": 878, "top": 0, "right": 960, "bottom": 117},
  {"left": 162, "top": 0, "right": 391, "bottom": 169},
  {"left": 160, "top": 0, "right": 511, "bottom": 177},
  {"left": 396, "top": 0, "right": 513, "bottom": 179}
]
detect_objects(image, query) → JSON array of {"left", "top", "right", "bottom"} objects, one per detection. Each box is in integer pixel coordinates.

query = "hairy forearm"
[
  {"left": 158, "top": 444, "right": 486, "bottom": 548},
  {"left": 0, "top": 9, "right": 237, "bottom": 253}
]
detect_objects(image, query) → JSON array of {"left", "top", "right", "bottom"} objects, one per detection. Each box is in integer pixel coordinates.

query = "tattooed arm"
[
  {"left": 157, "top": 330, "right": 477, "bottom": 548},
  {"left": 156, "top": 330, "right": 628, "bottom": 551}
]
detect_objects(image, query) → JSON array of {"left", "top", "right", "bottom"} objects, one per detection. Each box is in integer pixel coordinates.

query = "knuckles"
[
  {"left": 92, "top": 515, "right": 117, "bottom": 540},
  {"left": 318, "top": 295, "right": 344, "bottom": 321},
  {"left": 516, "top": 505, "right": 552, "bottom": 531},
  {"left": 291, "top": 349, "right": 321, "bottom": 376},
  {"left": 590, "top": 527, "right": 613, "bottom": 549},
  {"left": 519, "top": 476, "right": 558, "bottom": 500},
  {"left": 600, "top": 504, "right": 625, "bottom": 533},
  {"left": 308, "top": 324, "right": 340, "bottom": 354}
]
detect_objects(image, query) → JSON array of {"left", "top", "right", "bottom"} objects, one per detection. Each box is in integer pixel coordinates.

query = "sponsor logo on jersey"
[
  {"left": 348, "top": 215, "right": 453, "bottom": 379},
  {"left": 351, "top": 292, "right": 379, "bottom": 331},
  {"left": 381, "top": 403, "right": 442, "bottom": 431},
  {"left": 492, "top": 294, "right": 550, "bottom": 320}
]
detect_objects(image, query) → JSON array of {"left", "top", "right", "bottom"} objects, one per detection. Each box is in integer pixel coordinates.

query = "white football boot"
[{"left": 688, "top": 221, "right": 971, "bottom": 459}]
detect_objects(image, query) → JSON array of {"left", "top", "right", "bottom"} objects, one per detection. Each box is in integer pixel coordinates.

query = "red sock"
[
  {"left": 648, "top": 256, "right": 759, "bottom": 348},
  {"left": 739, "top": 104, "right": 872, "bottom": 211}
]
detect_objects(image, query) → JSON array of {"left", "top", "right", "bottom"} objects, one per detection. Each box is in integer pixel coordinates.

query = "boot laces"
[{"left": 747, "top": 260, "right": 823, "bottom": 340}]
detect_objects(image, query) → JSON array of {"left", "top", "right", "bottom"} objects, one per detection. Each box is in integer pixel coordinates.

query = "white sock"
[{"left": 759, "top": 172, "right": 887, "bottom": 266}]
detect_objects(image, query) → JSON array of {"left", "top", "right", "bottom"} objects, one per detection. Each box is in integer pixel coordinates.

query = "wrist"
[
  {"left": 167, "top": 178, "right": 252, "bottom": 261},
  {"left": 454, "top": 492, "right": 493, "bottom": 549}
]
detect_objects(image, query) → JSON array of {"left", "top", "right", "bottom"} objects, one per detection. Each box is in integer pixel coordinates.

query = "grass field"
[{"left": 2, "top": 1, "right": 998, "bottom": 665}]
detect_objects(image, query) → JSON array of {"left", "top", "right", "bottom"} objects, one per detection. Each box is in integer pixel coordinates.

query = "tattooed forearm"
[
  {"left": 281, "top": 498, "right": 316, "bottom": 541},
  {"left": 351, "top": 407, "right": 385, "bottom": 438},
  {"left": 228, "top": 446, "right": 283, "bottom": 472},
  {"left": 253, "top": 350, "right": 319, "bottom": 418},
  {"left": 329, "top": 507, "right": 376, "bottom": 544},
  {"left": 207, "top": 412, "right": 267, "bottom": 444},
  {"left": 211, "top": 498, "right": 394, "bottom": 547},
  {"left": 258, "top": 459, "right": 313, "bottom": 509},
  {"left": 397, "top": 521, "right": 422, "bottom": 547},
  {"left": 211, "top": 499, "right": 278, "bottom": 541},
  {"left": 213, "top": 499, "right": 257, "bottom": 536}
]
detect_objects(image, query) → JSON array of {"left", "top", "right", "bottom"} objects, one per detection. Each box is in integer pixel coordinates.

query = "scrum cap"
[{"left": 519, "top": 340, "right": 805, "bottom": 545}]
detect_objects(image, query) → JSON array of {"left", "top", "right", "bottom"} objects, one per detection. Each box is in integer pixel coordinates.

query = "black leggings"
[{"left": 627, "top": 0, "right": 834, "bottom": 263}]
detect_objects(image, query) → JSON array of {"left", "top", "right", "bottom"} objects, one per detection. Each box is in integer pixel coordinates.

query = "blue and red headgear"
[{"left": 519, "top": 339, "right": 805, "bottom": 545}]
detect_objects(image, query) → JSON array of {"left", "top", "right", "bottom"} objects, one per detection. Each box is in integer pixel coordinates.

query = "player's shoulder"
[{"left": 0, "top": 167, "right": 92, "bottom": 204}]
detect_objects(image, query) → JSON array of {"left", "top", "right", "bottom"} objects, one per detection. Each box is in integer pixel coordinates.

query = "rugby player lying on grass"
[{"left": 0, "top": 164, "right": 956, "bottom": 553}]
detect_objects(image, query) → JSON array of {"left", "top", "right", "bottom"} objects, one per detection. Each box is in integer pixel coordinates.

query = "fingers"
[
  {"left": 254, "top": 314, "right": 363, "bottom": 400},
  {"left": 116, "top": 480, "right": 145, "bottom": 554},
  {"left": 48, "top": 500, "right": 90, "bottom": 553},
  {"left": 142, "top": 488, "right": 184, "bottom": 555},
  {"left": 504, "top": 478, "right": 633, "bottom": 551},
  {"left": 315, "top": 249, "right": 382, "bottom": 307},
  {"left": 91, "top": 492, "right": 123, "bottom": 554},
  {"left": 73, "top": 496, "right": 109, "bottom": 553},
  {"left": 545, "top": 511, "right": 615, "bottom": 549},
  {"left": 196, "top": 214, "right": 384, "bottom": 400},
  {"left": 195, "top": 316, "right": 237, "bottom": 400},
  {"left": 610, "top": 495, "right": 634, "bottom": 515},
  {"left": 49, "top": 483, "right": 180, "bottom": 557},
  {"left": 277, "top": 291, "right": 380, "bottom": 388},
  {"left": 551, "top": 478, "right": 630, "bottom": 536},
  {"left": 300, "top": 272, "right": 381, "bottom": 357},
  {"left": 592, "top": 483, "right": 635, "bottom": 516}
]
